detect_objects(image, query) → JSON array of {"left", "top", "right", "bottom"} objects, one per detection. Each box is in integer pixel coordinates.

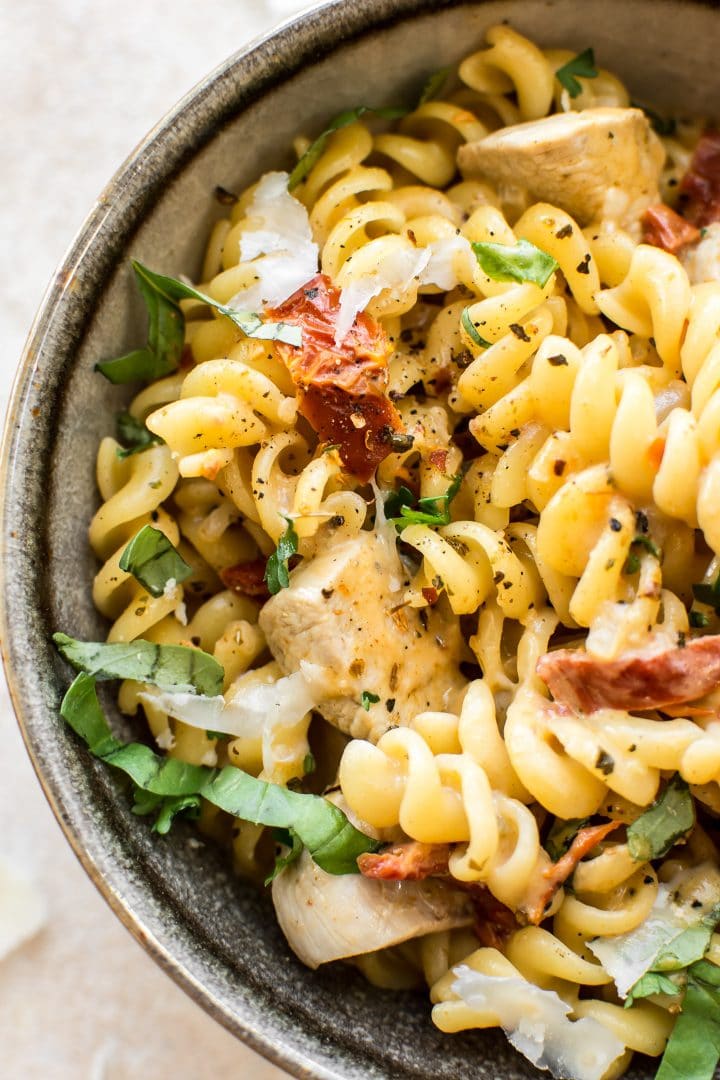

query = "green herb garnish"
[
  {"left": 264, "top": 517, "right": 299, "bottom": 596},
  {"left": 471, "top": 239, "right": 558, "bottom": 288},
  {"left": 53, "top": 632, "right": 223, "bottom": 697},
  {"left": 545, "top": 816, "right": 591, "bottom": 862},
  {"left": 119, "top": 525, "right": 192, "bottom": 598},
  {"left": 625, "top": 971, "right": 683, "bottom": 1007},
  {"left": 461, "top": 306, "right": 492, "bottom": 348},
  {"left": 692, "top": 567, "right": 720, "bottom": 612},
  {"left": 288, "top": 105, "right": 408, "bottom": 191},
  {"left": 360, "top": 691, "right": 380, "bottom": 711},
  {"left": 623, "top": 534, "right": 662, "bottom": 575},
  {"left": 115, "top": 411, "right": 163, "bottom": 459},
  {"left": 555, "top": 48, "right": 599, "bottom": 98},
  {"left": 626, "top": 775, "right": 695, "bottom": 862},
  {"left": 386, "top": 475, "right": 462, "bottom": 531},
  {"left": 60, "top": 673, "right": 379, "bottom": 874},
  {"left": 655, "top": 960, "right": 720, "bottom": 1080},
  {"left": 418, "top": 66, "right": 452, "bottom": 105},
  {"left": 690, "top": 610, "right": 711, "bottom": 628},
  {"left": 633, "top": 102, "right": 677, "bottom": 136},
  {"left": 96, "top": 261, "right": 301, "bottom": 384}
]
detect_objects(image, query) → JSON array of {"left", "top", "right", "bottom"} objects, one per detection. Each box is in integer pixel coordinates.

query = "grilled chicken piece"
[
  {"left": 458, "top": 107, "right": 664, "bottom": 227},
  {"left": 258, "top": 528, "right": 467, "bottom": 741},
  {"left": 272, "top": 850, "right": 473, "bottom": 969},
  {"left": 537, "top": 635, "right": 720, "bottom": 713}
]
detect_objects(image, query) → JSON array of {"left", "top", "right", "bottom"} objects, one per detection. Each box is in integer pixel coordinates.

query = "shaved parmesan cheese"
[
  {"left": 418, "top": 234, "right": 474, "bottom": 291},
  {"left": 588, "top": 867, "right": 720, "bottom": 998},
  {"left": 228, "top": 171, "right": 318, "bottom": 311},
  {"left": 335, "top": 246, "right": 431, "bottom": 345},
  {"left": 140, "top": 665, "right": 319, "bottom": 740},
  {"left": 0, "top": 857, "right": 46, "bottom": 961},
  {"left": 334, "top": 233, "right": 473, "bottom": 345},
  {"left": 450, "top": 966, "right": 625, "bottom": 1080}
]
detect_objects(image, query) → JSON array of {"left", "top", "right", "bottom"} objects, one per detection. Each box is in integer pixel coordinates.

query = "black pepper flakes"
[
  {"left": 595, "top": 749, "right": 615, "bottom": 775},
  {"left": 509, "top": 323, "right": 531, "bottom": 342}
]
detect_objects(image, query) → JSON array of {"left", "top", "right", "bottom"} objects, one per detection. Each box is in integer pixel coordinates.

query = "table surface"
[{"left": 0, "top": 2, "right": 315, "bottom": 1076}]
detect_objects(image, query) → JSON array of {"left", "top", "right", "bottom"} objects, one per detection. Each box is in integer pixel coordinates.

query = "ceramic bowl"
[{"left": 2, "top": 1, "right": 717, "bottom": 1077}]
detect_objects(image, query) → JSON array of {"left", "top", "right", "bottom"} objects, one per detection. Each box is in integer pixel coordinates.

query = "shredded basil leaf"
[
  {"left": 653, "top": 917, "right": 720, "bottom": 972},
  {"left": 360, "top": 691, "right": 380, "bottom": 711},
  {"left": 132, "top": 787, "right": 202, "bottom": 834},
  {"left": 115, "top": 411, "right": 163, "bottom": 458},
  {"left": 633, "top": 102, "right": 677, "bottom": 136},
  {"left": 96, "top": 261, "right": 186, "bottom": 384},
  {"left": 387, "top": 474, "right": 462, "bottom": 531},
  {"left": 119, "top": 525, "right": 192, "bottom": 598},
  {"left": 655, "top": 960, "right": 720, "bottom": 1080},
  {"left": 690, "top": 610, "right": 711, "bottom": 628},
  {"left": 545, "top": 816, "right": 591, "bottom": 862},
  {"left": 303, "top": 752, "right": 316, "bottom": 775},
  {"left": 692, "top": 567, "right": 720, "bottom": 612},
  {"left": 96, "top": 261, "right": 300, "bottom": 384},
  {"left": 555, "top": 48, "right": 599, "bottom": 98},
  {"left": 383, "top": 485, "right": 416, "bottom": 519},
  {"left": 625, "top": 971, "right": 683, "bottom": 1007},
  {"left": 632, "top": 534, "right": 661, "bottom": 559},
  {"left": 288, "top": 105, "right": 408, "bottom": 191},
  {"left": 418, "top": 66, "right": 452, "bottom": 105},
  {"left": 471, "top": 238, "right": 558, "bottom": 288},
  {"left": 627, "top": 775, "right": 695, "bottom": 862},
  {"left": 264, "top": 517, "right": 299, "bottom": 595},
  {"left": 623, "top": 552, "right": 641, "bottom": 575},
  {"left": 267, "top": 829, "right": 304, "bottom": 883},
  {"left": 60, "top": 674, "right": 377, "bottom": 873},
  {"left": 53, "top": 633, "right": 224, "bottom": 697},
  {"left": 461, "top": 306, "right": 492, "bottom": 348}
]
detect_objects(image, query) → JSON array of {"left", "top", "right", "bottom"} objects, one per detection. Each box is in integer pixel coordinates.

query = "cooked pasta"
[{"left": 58, "top": 23, "right": 720, "bottom": 1080}]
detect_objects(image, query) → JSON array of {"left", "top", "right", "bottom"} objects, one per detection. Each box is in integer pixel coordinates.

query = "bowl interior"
[{"left": 3, "top": 1, "right": 718, "bottom": 1077}]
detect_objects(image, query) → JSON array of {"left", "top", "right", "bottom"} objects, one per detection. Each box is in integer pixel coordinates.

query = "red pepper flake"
[
  {"left": 641, "top": 203, "right": 700, "bottom": 253},
  {"left": 267, "top": 274, "right": 403, "bottom": 481},
  {"left": 421, "top": 586, "right": 440, "bottom": 606},
  {"left": 679, "top": 130, "right": 720, "bottom": 227},
  {"left": 219, "top": 558, "right": 270, "bottom": 599}
]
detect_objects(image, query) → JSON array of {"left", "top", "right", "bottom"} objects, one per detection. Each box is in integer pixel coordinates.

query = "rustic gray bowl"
[{"left": 2, "top": 1, "right": 717, "bottom": 1077}]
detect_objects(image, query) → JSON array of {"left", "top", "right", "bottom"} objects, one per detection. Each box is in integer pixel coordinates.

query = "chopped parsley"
[
  {"left": 555, "top": 48, "right": 599, "bottom": 98},
  {"left": 264, "top": 517, "right": 299, "bottom": 595},
  {"left": 386, "top": 474, "right": 463, "bottom": 531}
]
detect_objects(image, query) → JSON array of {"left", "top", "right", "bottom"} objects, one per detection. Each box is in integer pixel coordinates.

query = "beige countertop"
[{"left": 0, "top": 2, "right": 313, "bottom": 1076}]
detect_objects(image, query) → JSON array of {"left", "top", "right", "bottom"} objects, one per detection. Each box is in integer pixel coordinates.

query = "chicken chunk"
[
  {"left": 458, "top": 107, "right": 664, "bottom": 227},
  {"left": 272, "top": 850, "right": 473, "bottom": 969},
  {"left": 258, "top": 527, "right": 467, "bottom": 740}
]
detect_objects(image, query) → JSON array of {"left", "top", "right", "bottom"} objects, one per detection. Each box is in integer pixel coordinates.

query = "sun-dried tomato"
[
  {"left": 267, "top": 274, "right": 404, "bottom": 481},
  {"left": 641, "top": 204, "right": 700, "bottom": 253},
  {"left": 679, "top": 130, "right": 720, "bottom": 226}
]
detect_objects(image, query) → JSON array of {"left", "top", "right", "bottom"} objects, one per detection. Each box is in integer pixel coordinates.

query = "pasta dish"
[{"left": 53, "top": 24, "right": 720, "bottom": 1080}]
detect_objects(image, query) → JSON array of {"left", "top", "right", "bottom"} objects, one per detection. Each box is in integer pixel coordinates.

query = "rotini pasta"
[{"left": 61, "top": 23, "right": 720, "bottom": 1080}]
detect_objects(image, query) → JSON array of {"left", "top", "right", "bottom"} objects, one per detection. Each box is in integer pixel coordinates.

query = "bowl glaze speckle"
[{"left": 2, "top": 1, "right": 717, "bottom": 1076}]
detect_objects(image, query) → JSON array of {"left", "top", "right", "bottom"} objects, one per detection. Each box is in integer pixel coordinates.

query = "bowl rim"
[{"left": 0, "top": 2, "right": 468, "bottom": 1076}]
